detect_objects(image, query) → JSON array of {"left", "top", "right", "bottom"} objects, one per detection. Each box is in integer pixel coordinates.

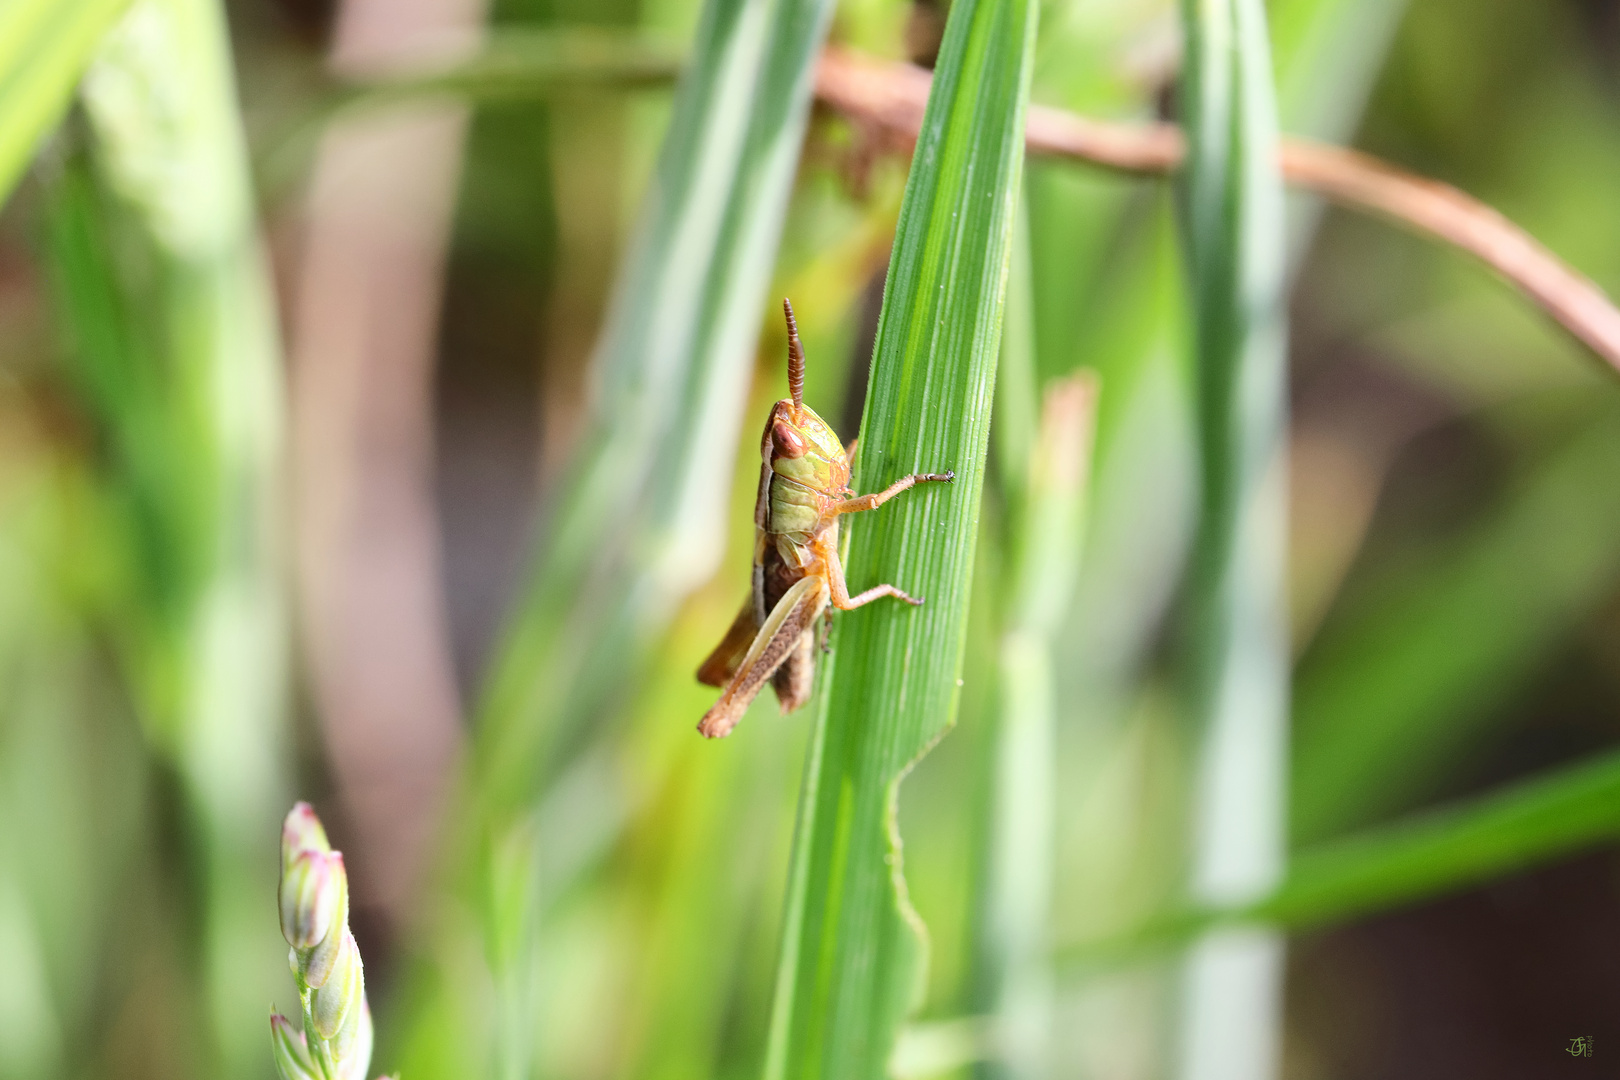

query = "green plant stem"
[
  {"left": 973, "top": 196, "right": 1103, "bottom": 1080},
  {"left": 981, "top": 387, "right": 1099, "bottom": 1079},
  {"left": 1175, "top": 0, "right": 1289, "bottom": 1077}
]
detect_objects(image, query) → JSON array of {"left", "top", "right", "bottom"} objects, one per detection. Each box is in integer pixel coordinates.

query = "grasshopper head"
[
  {"left": 769, "top": 401, "right": 848, "bottom": 493},
  {"left": 770, "top": 297, "right": 850, "bottom": 493}
]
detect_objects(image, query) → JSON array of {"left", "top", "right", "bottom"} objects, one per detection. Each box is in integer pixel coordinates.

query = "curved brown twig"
[
  {"left": 1275, "top": 141, "right": 1620, "bottom": 372},
  {"left": 815, "top": 48, "right": 1620, "bottom": 376}
]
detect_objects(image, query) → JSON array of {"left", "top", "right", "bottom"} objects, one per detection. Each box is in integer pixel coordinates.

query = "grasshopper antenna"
[{"left": 783, "top": 297, "right": 805, "bottom": 416}]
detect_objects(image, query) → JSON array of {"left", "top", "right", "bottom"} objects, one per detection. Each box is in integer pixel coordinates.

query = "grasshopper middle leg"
[{"left": 821, "top": 541, "right": 923, "bottom": 610}]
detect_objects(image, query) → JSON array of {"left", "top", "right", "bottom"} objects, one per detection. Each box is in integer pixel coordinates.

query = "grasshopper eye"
[{"left": 772, "top": 419, "right": 809, "bottom": 458}]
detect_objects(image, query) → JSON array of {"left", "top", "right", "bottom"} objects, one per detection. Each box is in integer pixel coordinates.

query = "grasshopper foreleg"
[{"left": 835, "top": 470, "right": 954, "bottom": 515}]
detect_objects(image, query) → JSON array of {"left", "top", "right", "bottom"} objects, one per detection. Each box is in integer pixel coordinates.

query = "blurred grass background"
[{"left": 2, "top": 1, "right": 1620, "bottom": 1079}]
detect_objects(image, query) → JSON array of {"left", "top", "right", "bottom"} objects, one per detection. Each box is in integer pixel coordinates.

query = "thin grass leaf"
[
  {"left": 256, "top": 26, "right": 683, "bottom": 196},
  {"left": 1059, "top": 743, "right": 1620, "bottom": 971},
  {"left": 762, "top": 1, "right": 1038, "bottom": 1076},
  {"left": 44, "top": 152, "right": 201, "bottom": 742},
  {"left": 0, "top": 0, "right": 130, "bottom": 205},
  {"left": 1174, "top": 0, "right": 1289, "bottom": 1077},
  {"left": 1263, "top": 745, "right": 1620, "bottom": 927},
  {"left": 342, "top": 27, "right": 684, "bottom": 106}
]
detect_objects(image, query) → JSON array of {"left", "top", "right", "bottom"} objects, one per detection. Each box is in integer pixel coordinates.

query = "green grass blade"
[
  {"left": 65, "top": 1, "right": 288, "bottom": 1075},
  {"left": 0, "top": 0, "right": 130, "bottom": 205},
  {"left": 403, "top": 2, "right": 838, "bottom": 1076},
  {"left": 1263, "top": 746, "right": 1620, "bottom": 928},
  {"left": 762, "top": 1, "right": 1038, "bottom": 1076},
  {"left": 342, "top": 27, "right": 683, "bottom": 106},
  {"left": 1292, "top": 408, "right": 1620, "bottom": 842},
  {"left": 474, "top": 0, "right": 839, "bottom": 821},
  {"left": 1175, "top": 0, "right": 1289, "bottom": 1076},
  {"left": 255, "top": 26, "right": 683, "bottom": 196}
]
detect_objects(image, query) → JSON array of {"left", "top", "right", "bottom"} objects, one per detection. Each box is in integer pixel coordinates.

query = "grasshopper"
[{"left": 696, "top": 299, "right": 953, "bottom": 739}]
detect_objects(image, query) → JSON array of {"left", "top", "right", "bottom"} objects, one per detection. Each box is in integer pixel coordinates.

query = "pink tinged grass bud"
[
  {"left": 311, "top": 929, "right": 364, "bottom": 1040},
  {"left": 270, "top": 1012, "right": 319, "bottom": 1080},
  {"left": 279, "top": 850, "right": 340, "bottom": 949},
  {"left": 332, "top": 1000, "right": 374, "bottom": 1080},
  {"left": 300, "top": 853, "right": 350, "bottom": 988},
  {"left": 281, "top": 802, "right": 331, "bottom": 872}
]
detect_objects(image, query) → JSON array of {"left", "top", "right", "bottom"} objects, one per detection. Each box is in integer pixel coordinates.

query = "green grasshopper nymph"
[{"left": 696, "top": 299, "right": 954, "bottom": 739}]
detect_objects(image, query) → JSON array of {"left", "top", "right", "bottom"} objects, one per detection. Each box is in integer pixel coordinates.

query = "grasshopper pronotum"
[{"left": 696, "top": 299, "right": 953, "bottom": 738}]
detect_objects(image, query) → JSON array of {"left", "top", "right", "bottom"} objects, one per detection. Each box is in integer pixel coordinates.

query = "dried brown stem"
[{"left": 815, "top": 48, "right": 1620, "bottom": 376}]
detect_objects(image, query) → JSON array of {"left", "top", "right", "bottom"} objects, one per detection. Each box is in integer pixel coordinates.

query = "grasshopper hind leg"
[
  {"left": 697, "top": 596, "right": 758, "bottom": 687},
  {"left": 772, "top": 628, "right": 816, "bottom": 713},
  {"left": 698, "top": 575, "right": 828, "bottom": 739}
]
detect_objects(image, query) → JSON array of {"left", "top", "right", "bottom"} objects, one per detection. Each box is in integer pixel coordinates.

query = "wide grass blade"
[
  {"left": 1174, "top": 0, "right": 1289, "bottom": 1078},
  {"left": 762, "top": 0, "right": 1038, "bottom": 1076}
]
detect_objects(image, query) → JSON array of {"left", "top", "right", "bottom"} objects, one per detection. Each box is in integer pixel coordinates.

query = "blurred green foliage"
[{"left": 2, "top": 0, "right": 1620, "bottom": 1079}]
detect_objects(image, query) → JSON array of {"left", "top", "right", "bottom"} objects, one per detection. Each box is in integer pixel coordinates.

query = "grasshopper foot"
[{"left": 697, "top": 711, "right": 738, "bottom": 739}]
